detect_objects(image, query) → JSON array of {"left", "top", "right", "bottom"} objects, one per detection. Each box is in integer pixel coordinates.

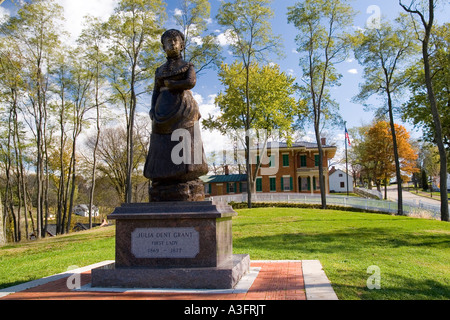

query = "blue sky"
[{"left": 1, "top": 0, "right": 449, "bottom": 163}]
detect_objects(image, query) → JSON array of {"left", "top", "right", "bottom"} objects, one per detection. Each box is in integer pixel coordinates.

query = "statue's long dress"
[{"left": 143, "top": 57, "right": 208, "bottom": 188}]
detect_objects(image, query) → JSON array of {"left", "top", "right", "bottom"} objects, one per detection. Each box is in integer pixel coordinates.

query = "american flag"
[{"left": 345, "top": 128, "right": 351, "bottom": 146}]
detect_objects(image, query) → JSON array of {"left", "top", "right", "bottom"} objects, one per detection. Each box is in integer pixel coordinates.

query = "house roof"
[
  {"left": 200, "top": 174, "right": 248, "bottom": 183},
  {"left": 252, "top": 141, "right": 337, "bottom": 158},
  {"left": 329, "top": 168, "right": 351, "bottom": 177},
  {"left": 264, "top": 141, "right": 336, "bottom": 149}
]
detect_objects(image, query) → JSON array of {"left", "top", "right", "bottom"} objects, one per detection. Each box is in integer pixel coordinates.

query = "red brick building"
[{"left": 201, "top": 140, "right": 337, "bottom": 196}]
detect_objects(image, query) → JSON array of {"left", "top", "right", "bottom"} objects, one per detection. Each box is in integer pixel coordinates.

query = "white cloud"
[
  {"left": 191, "top": 92, "right": 228, "bottom": 155},
  {"left": 191, "top": 36, "right": 203, "bottom": 46},
  {"left": 216, "top": 29, "right": 237, "bottom": 47},
  {"left": 174, "top": 8, "right": 182, "bottom": 16},
  {"left": 347, "top": 68, "right": 358, "bottom": 74},
  {"left": 352, "top": 25, "right": 365, "bottom": 32},
  {"left": 56, "top": 0, "right": 117, "bottom": 42},
  {"left": 0, "top": 5, "right": 10, "bottom": 23}
]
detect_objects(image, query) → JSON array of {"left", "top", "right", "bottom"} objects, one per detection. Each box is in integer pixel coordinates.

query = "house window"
[
  {"left": 314, "top": 154, "right": 320, "bottom": 167},
  {"left": 339, "top": 173, "right": 343, "bottom": 177},
  {"left": 340, "top": 182, "right": 345, "bottom": 188},
  {"left": 281, "top": 176, "right": 292, "bottom": 191},
  {"left": 256, "top": 177, "right": 262, "bottom": 192},
  {"left": 269, "top": 177, "right": 276, "bottom": 192},
  {"left": 269, "top": 155, "right": 275, "bottom": 167},
  {"left": 204, "top": 183, "right": 211, "bottom": 194},
  {"left": 227, "top": 182, "right": 236, "bottom": 193},
  {"left": 240, "top": 182, "right": 247, "bottom": 193},
  {"left": 300, "top": 155, "right": 307, "bottom": 167},
  {"left": 282, "top": 154, "right": 289, "bottom": 167}
]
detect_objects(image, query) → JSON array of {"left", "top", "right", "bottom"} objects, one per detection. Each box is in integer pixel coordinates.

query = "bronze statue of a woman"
[{"left": 144, "top": 29, "right": 208, "bottom": 201}]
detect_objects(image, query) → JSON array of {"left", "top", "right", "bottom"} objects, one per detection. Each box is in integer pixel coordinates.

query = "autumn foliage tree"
[{"left": 352, "top": 121, "right": 418, "bottom": 199}]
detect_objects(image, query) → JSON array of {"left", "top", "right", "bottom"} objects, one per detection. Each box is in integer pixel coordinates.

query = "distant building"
[
  {"left": 73, "top": 204, "right": 99, "bottom": 217},
  {"left": 201, "top": 139, "right": 337, "bottom": 196},
  {"left": 329, "top": 167, "right": 354, "bottom": 193},
  {"left": 201, "top": 174, "right": 248, "bottom": 197}
]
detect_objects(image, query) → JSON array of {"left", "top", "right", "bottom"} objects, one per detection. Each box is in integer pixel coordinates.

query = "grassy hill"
[{"left": 1, "top": 208, "right": 449, "bottom": 300}]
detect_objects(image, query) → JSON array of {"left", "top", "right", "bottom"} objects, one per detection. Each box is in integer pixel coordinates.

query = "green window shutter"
[
  {"left": 307, "top": 177, "right": 311, "bottom": 190},
  {"left": 299, "top": 178, "right": 302, "bottom": 191},
  {"left": 313, "top": 177, "right": 316, "bottom": 190},
  {"left": 300, "top": 155, "right": 307, "bottom": 167},
  {"left": 208, "top": 184, "right": 211, "bottom": 194},
  {"left": 280, "top": 177, "right": 284, "bottom": 189},
  {"left": 239, "top": 182, "right": 242, "bottom": 193},
  {"left": 290, "top": 177, "right": 293, "bottom": 191},
  {"left": 283, "top": 154, "right": 289, "bottom": 166},
  {"left": 226, "top": 183, "right": 229, "bottom": 193},
  {"left": 234, "top": 182, "right": 237, "bottom": 193},
  {"left": 256, "top": 178, "right": 262, "bottom": 192},
  {"left": 270, "top": 177, "right": 276, "bottom": 191},
  {"left": 315, "top": 155, "right": 320, "bottom": 166}
]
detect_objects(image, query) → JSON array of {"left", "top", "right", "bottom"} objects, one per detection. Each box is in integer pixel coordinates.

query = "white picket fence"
[{"left": 210, "top": 193, "right": 441, "bottom": 220}]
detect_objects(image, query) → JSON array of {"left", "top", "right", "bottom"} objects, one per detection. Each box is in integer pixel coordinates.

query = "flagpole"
[{"left": 345, "top": 122, "right": 349, "bottom": 196}]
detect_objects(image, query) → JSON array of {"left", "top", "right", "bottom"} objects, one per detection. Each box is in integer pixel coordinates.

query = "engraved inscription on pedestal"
[{"left": 131, "top": 227, "right": 199, "bottom": 259}]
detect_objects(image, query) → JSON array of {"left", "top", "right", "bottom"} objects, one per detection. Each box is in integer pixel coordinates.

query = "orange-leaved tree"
[{"left": 358, "top": 121, "right": 419, "bottom": 199}]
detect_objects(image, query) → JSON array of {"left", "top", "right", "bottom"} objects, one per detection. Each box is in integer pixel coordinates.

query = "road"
[{"left": 385, "top": 185, "right": 448, "bottom": 218}]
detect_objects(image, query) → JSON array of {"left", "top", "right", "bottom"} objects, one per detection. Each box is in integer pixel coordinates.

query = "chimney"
[
  {"left": 224, "top": 165, "right": 229, "bottom": 175},
  {"left": 321, "top": 137, "right": 326, "bottom": 146}
]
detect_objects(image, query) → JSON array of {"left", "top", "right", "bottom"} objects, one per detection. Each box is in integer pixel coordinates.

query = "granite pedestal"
[{"left": 91, "top": 201, "right": 249, "bottom": 289}]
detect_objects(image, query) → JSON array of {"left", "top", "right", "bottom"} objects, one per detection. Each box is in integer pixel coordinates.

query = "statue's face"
[{"left": 163, "top": 35, "right": 183, "bottom": 57}]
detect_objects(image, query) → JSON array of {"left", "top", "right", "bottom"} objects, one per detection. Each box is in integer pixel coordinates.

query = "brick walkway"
[{"left": 0, "top": 261, "right": 306, "bottom": 300}]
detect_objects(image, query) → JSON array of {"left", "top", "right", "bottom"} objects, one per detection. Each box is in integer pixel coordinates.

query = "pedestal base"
[{"left": 91, "top": 254, "right": 250, "bottom": 289}]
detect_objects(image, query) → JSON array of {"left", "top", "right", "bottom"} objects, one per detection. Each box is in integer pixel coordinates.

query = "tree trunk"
[
  {"left": 0, "top": 193, "right": 4, "bottom": 245},
  {"left": 315, "top": 130, "right": 327, "bottom": 209},
  {"left": 400, "top": 0, "right": 448, "bottom": 221},
  {"left": 245, "top": 64, "right": 252, "bottom": 209},
  {"left": 387, "top": 89, "right": 403, "bottom": 215},
  {"left": 421, "top": 1, "right": 448, "bottom": 221},
  {"left": 89, "top": 73, "right": 101, "bottom": 229}
]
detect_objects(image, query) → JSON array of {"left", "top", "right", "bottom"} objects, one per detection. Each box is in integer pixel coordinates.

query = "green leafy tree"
[
  {"left": 174, "top": 0, "right": 223, "bottom": 75},
  {"left": 104, "top": 0, "right": 166, "bottom": 203},
  {"left": 401, "top": 23, "right": 449, "bottom": 174},
  {"left": 77, "top": 16, "right": 111, "bottom": 228},
  {"left": 287, "top": 0, "right": 355, "bottom": 209},
  {"left": 2, "top": 0, "right": 64, "bottom": 237},
  {"left": 216, "top": 0, "right": 282, "bottom": 208},
  {"left": 400, "top": 0, "right": 449, "bottom": 221},
  {"left": 203, "top": 62, "right": 299, "bottom": 191},
  {"left": 352, "top": 16, "right": 418, "bottom": 215}
]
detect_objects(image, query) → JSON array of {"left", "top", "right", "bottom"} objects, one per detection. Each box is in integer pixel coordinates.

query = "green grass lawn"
[
  {"left": 232, "top": 208, "right": 450, "bottom": 300},
  {"left": 0, "top": 227, "right": 115, "bottom": 289},
  {"left": 0, "top": 207, "right": 449, "bottom": 300}
]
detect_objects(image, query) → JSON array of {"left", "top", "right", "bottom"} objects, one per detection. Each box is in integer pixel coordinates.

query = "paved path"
[
  {"left": 385, "top": 185, "right": 448, "bottom": 218},
  {"left": 386, "top": 185, "right": 442, "bottom": 206},
  {"left": 0, "top": 260, "right": 337, "bottom": 300}
]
